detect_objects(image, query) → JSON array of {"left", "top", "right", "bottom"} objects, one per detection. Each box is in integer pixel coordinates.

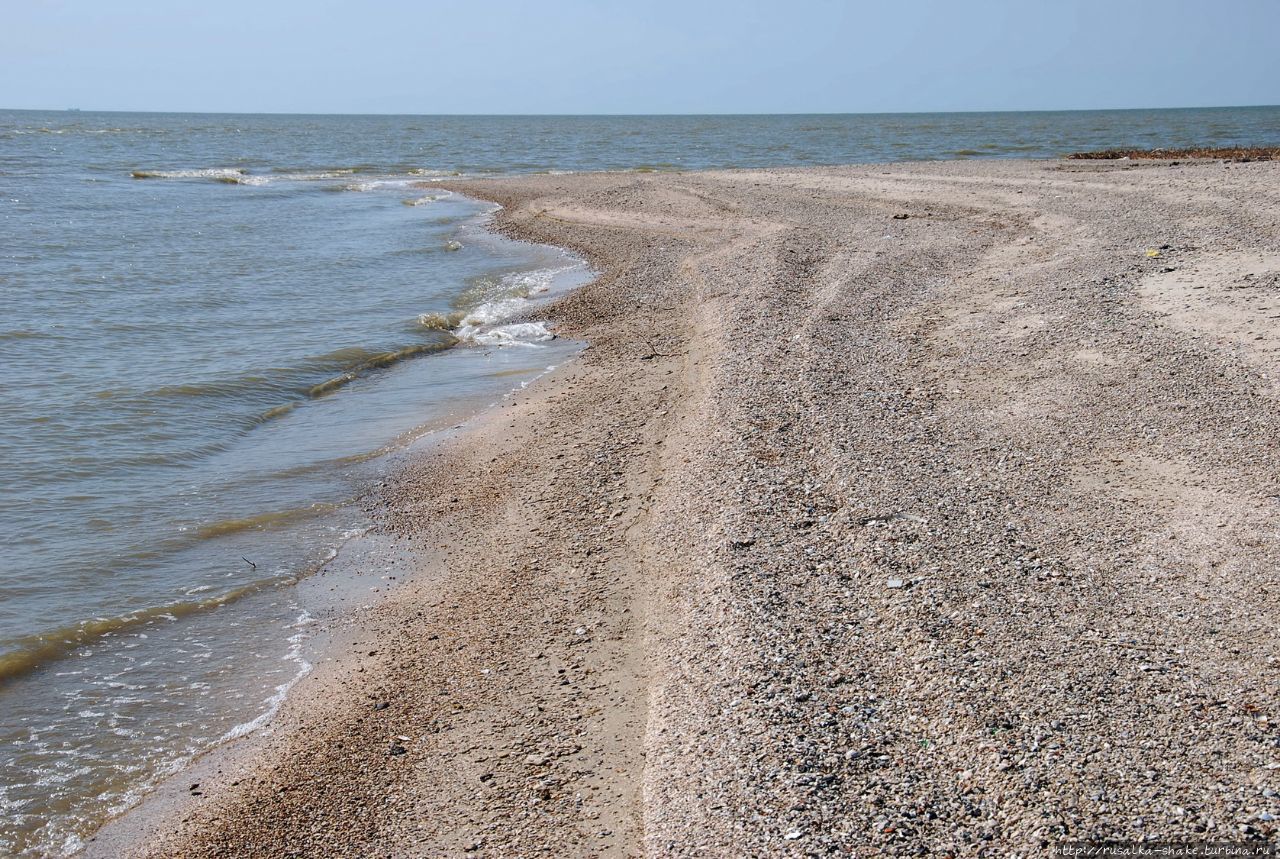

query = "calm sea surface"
[{"left": 1, "top": 107, "right": 1277, "bottom": 855}]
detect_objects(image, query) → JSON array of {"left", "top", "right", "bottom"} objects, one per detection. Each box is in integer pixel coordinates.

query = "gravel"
[{"left": 103, "top": 159, "right": 1280, "bottom": 857}]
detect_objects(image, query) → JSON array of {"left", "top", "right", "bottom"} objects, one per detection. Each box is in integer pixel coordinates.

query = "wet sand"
[{"left": 89, "top": 159, "right": 1280, "bottom": 855}]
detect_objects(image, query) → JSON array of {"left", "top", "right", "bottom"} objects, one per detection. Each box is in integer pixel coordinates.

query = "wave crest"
[
  {"left": 131, "top": 168, "right": 248, "bottom": 180},
  {"left": 0, "top": 578, "right": 280, "bottom": 687}
]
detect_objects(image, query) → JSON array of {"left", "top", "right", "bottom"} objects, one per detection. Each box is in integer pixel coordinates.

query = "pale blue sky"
[{"left": 3, "top": 0, "right": 1276, "bottom": 114}]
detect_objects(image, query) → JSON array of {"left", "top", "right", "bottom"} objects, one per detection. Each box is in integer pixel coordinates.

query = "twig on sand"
[{"left": 641, "top": 338, "right": 675, "bottom": 359}]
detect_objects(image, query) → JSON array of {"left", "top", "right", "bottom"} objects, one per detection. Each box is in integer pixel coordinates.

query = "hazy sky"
[{"left": 3, "top": 0, "right": 1276, "bottom": 114}]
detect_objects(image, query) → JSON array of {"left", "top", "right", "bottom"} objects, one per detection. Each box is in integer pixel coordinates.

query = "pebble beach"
[{"left": 89, "top": 157, "right": 1280, "bottom": 856}]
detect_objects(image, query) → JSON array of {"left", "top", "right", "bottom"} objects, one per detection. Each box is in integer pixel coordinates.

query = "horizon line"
[{"left": 5, "top": 102, "right": 1279, "bottom": 118}]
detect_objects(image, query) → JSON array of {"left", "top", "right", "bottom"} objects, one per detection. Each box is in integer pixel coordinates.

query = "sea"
[{"left": 2, "top": 106, "right": 1277, "bottom": 856}]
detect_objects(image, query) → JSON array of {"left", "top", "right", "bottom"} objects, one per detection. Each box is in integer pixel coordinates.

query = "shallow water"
[{"left": 1, "top": 106, "right": 1278, "bottom": 856}]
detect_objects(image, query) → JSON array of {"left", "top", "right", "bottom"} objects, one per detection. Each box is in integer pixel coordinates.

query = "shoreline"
[
  {"left": 80, "top": 333, "right": 591, "bottom": 858},
  {"left": 61, "top": 215, "right": 593, "bottom": 857},
  {"left": 1, "top": 178, "right": 606, "bottom": 858},
  {"left": 92, "top": 158, "right": 1280, "bottom": 855}
]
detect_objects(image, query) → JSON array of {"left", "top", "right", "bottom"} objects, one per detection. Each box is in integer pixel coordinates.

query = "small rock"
[
  {"left": 389, "top": 744, "right": 408, "bottom": 756},
  {"left": 892, "top": 213, "right": 910, "bottom": 220},
  {"left": 887, "top": 578, "right": 905, "bottom": 589},
  {"left": 373, "top": 701, "right": 389, "bottom": 711},
  {"left": 785, "top": 830, "right": 803, "bottom": 840}
]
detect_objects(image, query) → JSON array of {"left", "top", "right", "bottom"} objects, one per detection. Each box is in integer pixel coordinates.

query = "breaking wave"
[
  {"left": 0, "top": 579, "right": 281, "bottom": 687},
  {"left": 131, "top": 168, "right": 248, "bottom": 181}
]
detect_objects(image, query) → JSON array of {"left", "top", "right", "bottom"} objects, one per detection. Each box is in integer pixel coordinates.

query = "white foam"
[
  {"left": 342, "top": 178, "right": 419, "bottom": 192},
  {"left": 217, "top": 610, "right": 315, "bottom": 743},
  {"left": 450, "top": 261, "right": 585, "bottom": 347},
  {"left": 274, "top": 170, "right": 356, "bottom": 181},
  {"left": 59, "top": 833, "right": 86, "bottom": 856},
  {"left": 472, "top": 322, "right": 555, "bottom": 347},
  {"left": 131, "top": 168, "right": 247, "bottom": 180},
  {"left": 454, "top": 297, "right": 524, "bottom": 340}
]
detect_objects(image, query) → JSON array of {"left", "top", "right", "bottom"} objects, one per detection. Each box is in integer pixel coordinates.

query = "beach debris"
[
  {"left": 444, "top": 240, "right": 463, "bottom": 251},
  {"left": 373, "top": 700, "right": 389, "bottom": 711},
  {"left": 1069, "top": 146, "right": 1279, "bottom": 161},
  {"left": 886, "top": 578, "right": 906, "bottom": 589},
  {"left": 241, "top": 556, "right": 256, "bottom": 570},
  {"left": 1145, "top": 249, "right": 1162, "bottom": 258},
  {"left": 640, "top": 338, "right": 674, "bottom": 359},
  {"left": 892, "top": 213, "right": 910, "bottom": 220}
]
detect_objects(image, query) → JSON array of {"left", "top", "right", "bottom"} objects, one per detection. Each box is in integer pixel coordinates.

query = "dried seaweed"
[{"left": 1068, "top": 147, "right": 1279, "bottom": 162}]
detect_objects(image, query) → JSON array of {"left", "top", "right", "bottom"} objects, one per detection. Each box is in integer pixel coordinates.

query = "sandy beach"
[{"left": 88, "top": 158, "right": 1280, "bottom": 856}]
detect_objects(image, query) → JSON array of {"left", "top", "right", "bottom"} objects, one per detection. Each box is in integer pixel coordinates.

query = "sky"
[{"left": 2, "top": 0, "right": 1277, "bottom": 114}]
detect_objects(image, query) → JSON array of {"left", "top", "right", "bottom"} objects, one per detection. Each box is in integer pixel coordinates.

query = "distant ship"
[{"left": 66, "top": 107, "right": 81, "bottom": 112}]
